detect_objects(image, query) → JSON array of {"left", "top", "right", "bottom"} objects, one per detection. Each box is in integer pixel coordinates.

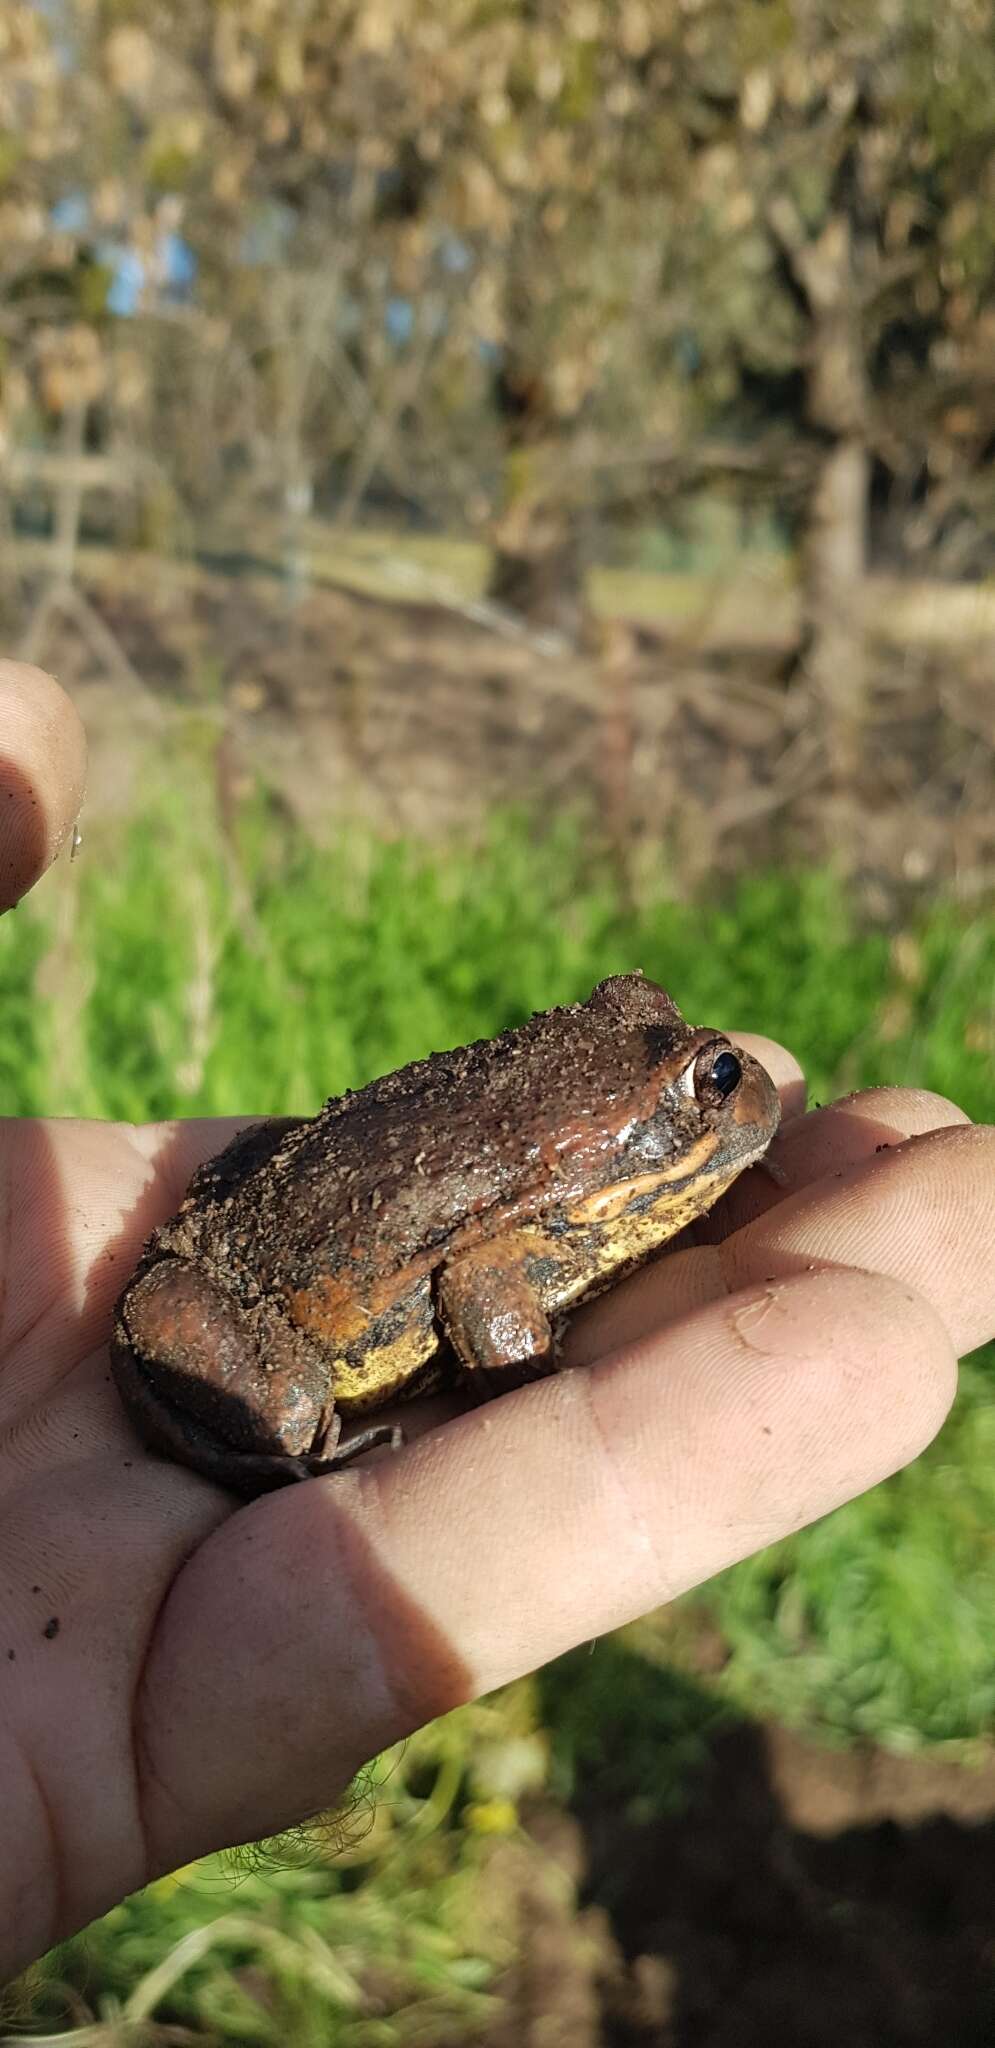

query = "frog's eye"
[
  {"left": 691, "top": 1043, "right": 742, "bottom": 1104},
  {"left": 709, "top": 1049, "right": 742, "bottom": 1096}
]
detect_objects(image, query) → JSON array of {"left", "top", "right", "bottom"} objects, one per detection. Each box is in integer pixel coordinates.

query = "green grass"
[
  {"left": 701, "top": 1346, "right": 995, "bottom": 1750},
  {"left": 3, "top": 775, "right": 992, "bottom": 1746},
  {"left": 9, "top": 1700, "right": 537, "bottom": 2043},
  {"left": 3, "top": 773, "right": 994, "bottom": 2036},
  {"left": 540, "top": 1641, "right": 736, "bottom": 1827},
  {"left": 5, "top": 785, "right": 993, "bottom": 1126}
]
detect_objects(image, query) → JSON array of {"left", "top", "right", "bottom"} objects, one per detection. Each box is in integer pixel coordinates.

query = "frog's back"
[{"left": 195, "top": 977, "right": 687, "bottom": 1292}]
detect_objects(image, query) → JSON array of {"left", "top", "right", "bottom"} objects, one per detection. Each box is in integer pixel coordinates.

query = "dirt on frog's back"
[{"left": 195, "top": 984, "right": 691, "bottom": 1291}]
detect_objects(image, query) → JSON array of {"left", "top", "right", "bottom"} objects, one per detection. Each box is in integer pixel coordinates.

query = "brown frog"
[{"left": 111, "top": 974, "right": 780, "bottom": 1496}]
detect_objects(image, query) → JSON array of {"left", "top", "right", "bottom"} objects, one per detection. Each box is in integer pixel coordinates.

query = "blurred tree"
[
  {"left": 4, "top": 0, "right": 995, "bottom": 721},
  {"left": 663, "top": 0, "right": 995, "bottom": 796},
  {"left": 445, "top": 0, "right": 706, "bottom": 636}
]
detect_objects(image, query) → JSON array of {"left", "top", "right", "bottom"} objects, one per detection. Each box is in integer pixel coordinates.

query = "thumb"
[{"left": 0, "top": 660, "right": 87, "bottom": 912}]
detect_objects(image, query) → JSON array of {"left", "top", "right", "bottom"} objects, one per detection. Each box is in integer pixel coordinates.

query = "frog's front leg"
[
  {"left": 113, "top": 1257, "right": 399, "bottom": 1496},
  {"left": 436, "top": 1234, "right": 556, "bottom": 1396}
]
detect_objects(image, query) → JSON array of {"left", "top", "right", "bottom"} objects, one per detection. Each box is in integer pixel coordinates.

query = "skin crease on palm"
[{"left": 1, "top": 659, "right": 994, "bottom": 1983}]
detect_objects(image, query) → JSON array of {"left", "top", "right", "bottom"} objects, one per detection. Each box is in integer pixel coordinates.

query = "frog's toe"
[
  {"left": 315, "top": 1419, "right": 406, "bottom": 1472},
  {"left": 219, "top": 1421, "right": 406, "bottom": 1495}
]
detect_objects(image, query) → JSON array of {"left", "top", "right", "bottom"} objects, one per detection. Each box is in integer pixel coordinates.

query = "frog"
[{"left": 111, "top": 973, "right": 780, "bottom": 1496}]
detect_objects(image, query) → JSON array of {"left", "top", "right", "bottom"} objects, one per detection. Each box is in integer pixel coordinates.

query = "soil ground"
[
  {"left": 488, "top": 1720, "right": 995, "bottom": 2046},
  {"left": 27, "top": 550, "right": 995, "bottom": 906}
]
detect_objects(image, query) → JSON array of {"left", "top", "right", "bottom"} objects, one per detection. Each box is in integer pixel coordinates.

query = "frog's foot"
[
  {"left": 111, "top": 1323, "right": 404, "bottom": 1496},
  {"left": 221, "top": 1418, "right": 405, "bottom": 1494},
  {"left": 437, "top": 1242, "right": 554, "bottom": 1397}
]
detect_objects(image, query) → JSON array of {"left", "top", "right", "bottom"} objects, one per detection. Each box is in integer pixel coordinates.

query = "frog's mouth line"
[{"left": 563, "top": 1127, "right": 773, "bottom": 1230}]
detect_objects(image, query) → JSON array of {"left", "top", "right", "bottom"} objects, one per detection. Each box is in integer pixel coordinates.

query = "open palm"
[{"left": 2, "top": 661, "right": 992, "bottom": 1981}]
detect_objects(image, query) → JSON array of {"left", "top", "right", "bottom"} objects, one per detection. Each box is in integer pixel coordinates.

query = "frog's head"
[
  {"left": 634, "top": 1021, "right": 780, "bottom": 1175},
  {"left": 561, "top": 975, "right": 781, "bottom": 1241}
]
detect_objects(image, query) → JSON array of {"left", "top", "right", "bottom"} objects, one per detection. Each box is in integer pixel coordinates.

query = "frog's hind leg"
[{"left": 436, "top": 1238, "right": 555, "bottom": 1397}]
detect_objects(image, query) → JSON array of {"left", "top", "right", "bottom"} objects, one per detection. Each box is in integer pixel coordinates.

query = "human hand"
[{"left": 2, "top": 659, "right": 992, "bottom": 1980}]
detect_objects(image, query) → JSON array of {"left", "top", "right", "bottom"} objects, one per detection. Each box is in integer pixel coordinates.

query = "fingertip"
[
  {"left": 621, "top": 1262, "right": 956, "bottom": 1466},
  {"left": 722, "top": 1119, "right": 995, "bottom": 1362},
  {"left": 0, "top": 661, "right": 87, "bottom": 910},
  {"left": 780, "top": 1264, "right": 959, "bottom": 1467},
  {"left": 832, "top": 1085, "right": 973, "bottom": 1133}
]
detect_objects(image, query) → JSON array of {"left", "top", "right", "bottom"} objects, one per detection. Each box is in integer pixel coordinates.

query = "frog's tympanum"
[{"left": 112, "top": 975, "right": 780, "bottom": 1495}]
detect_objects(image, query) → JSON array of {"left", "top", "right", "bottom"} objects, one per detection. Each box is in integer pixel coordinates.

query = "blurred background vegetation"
[{"left": 2, "top": 0, "right": 994, "bottom": 2040}]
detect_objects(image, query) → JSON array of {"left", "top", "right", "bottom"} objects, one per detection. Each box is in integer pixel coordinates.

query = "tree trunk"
[
  {"left": 776, "top": 207, "right": 869, "bottom": 823},
  {"left": 487, "top": 219, "right": 590, "bottom": 641},
  {"left": 488, "top": 444, "right": 588, "bottom": 641},
  {"left": 801, "top": 433, "right": 868, "bottom": 791}
]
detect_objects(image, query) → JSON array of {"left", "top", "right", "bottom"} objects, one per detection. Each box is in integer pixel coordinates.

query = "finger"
[
  {"left": 138, "top": 1263, "right": 954, "bottom": 1866},
  {"left": 0, "top": 662, "right": 87, "bottom": 911},
  {"left": 706, "top": 1085, "right": 972, "bottom": 1238},
  {"left": 565, "top": 1115, "right": 993, "bottom": 1369},
  {"left": 561, "top": 1239, "right": 731, "bottom": 1366},
  {"left": 719, "top": 1121, "right": 995, "bottom": 1359}
]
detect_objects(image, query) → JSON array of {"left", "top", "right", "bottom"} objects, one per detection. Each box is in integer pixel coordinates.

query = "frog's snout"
[{"left": 720, "top": 1050, "right": 781, "bottom": 1166}]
